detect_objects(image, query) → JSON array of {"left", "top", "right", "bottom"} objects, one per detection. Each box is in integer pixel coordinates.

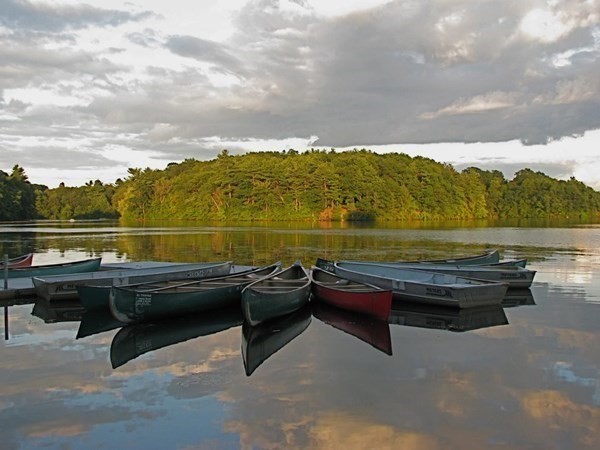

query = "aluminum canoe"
[
  {"left": 332, "top": 261, "right": 508, "bottom": 309},
  {"left": 33, "top": 261, "right": 233, "bottom": 302}
]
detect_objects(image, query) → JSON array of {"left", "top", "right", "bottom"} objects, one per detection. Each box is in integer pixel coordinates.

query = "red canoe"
[
  {"left": 0, "top": 253, "right": 34, "bottom": 268},
  {"left": 310, "top": 266, "right": 393, "bottom": 321}
]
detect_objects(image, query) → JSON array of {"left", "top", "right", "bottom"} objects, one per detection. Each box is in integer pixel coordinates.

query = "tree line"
[{"left": 3, "top": 150, "right": 600, "bottom": 222}]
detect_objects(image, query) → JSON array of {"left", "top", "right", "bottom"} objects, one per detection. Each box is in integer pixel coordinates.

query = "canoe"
[
  {"left": 310, "top": 266, "right": 392, "bottom": 321},
  {"left": 331, "top": 261, "right": 508, "bottom": 308},
  {"left": 395, "top": 249, "right": 500, "bottom": 265},
  {"left": 388, "top": 303, "right": 508, "bottom": 332},
  {"left": 332, "top": 260, "right": 536, "bottom": 289},
  {"left": 109, "top": 263, "right": 282, "bottom": 323},
  {"left": 33, "top": 261, "right": 233, "bottom": 302},
  {"left": 5, "top": 257, "right": 102, "bottom": 279},
  {"left": 241, "top": 261, "right": 311, "bottom": 326},
  {"left": 0, "top": 253, "right": 34, "bottom": 268},
  {"left": 79, "top": 264, "right": 257, "bottom": 311},
  {"left": 110, "top": 306, "right": 244, "bottom": 369},
  {"left": 242, "top": 305, "right": 311, "bottom": 376},
  {"left": 312, "top": 301, "right": 392, "bottom": 355}
]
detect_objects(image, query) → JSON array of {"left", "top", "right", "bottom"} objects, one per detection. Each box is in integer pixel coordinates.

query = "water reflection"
[
  {"left": 2, "top": 222, "right": 599, "bottom": 449},
  {"left": 389, "top": 302, "right": 509, "bottom": 332},
  {"left": 501, "top": 288, "right": 536, "bottom": 307},
  {"left": 241, "top": 305, "right": 311, "bottom": 376},
  {"left": 31, "top": 299, "right": 85, "bottom": 323},
  {"left": 110, "top": 306, "right": 243, "bottom": 369},
  {"left": 311, "top": 302, "right": 393, "bottom": 355},
  {"left": 76, "top": 308, "right": 126, "bottom": 339}
]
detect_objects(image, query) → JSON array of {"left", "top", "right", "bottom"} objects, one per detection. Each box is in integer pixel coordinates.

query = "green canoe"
[
  {"left": 6, "top": 257, "right": 101, "bottom": 279},
  {"left": 241, "top": 260, "right": 311, "bottom": 326},
  {"left": 109, "top": 263, "right": 282, "bottom": 323},
  {"left": 74, "top": 261, "right": 233, "bottom": 309}
]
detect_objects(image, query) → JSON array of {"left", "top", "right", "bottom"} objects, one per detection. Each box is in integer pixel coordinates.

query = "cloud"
[
  {"left": 1, "top": 0, "right": 600, "bottom": 187},
  {"left": 419, "top": 91, "right": 520, "bottom": 119},
  {"left": 0, "top": 0, "right": 153, "bottom": 32}
]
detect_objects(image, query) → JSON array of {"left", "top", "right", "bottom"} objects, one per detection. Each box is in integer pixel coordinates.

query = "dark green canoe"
[
  {"left": 75, "top": 261, "right": 233, "bottom": 310},
  {"left": 241, "top": 261, "right": 311, "bottom": 326},
  {"left": 109, "top": 263, "right": 281, "bottom": 323}
]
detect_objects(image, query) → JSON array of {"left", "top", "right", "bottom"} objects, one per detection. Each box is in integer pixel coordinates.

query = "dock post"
[{"left": 3, "top": 254, "right": 8, "bottom": 290}]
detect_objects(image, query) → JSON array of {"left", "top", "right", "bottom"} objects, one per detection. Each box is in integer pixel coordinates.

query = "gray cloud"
[
  {"left": 165, "top": 36, "right": 243, "bottom": 73},
  {"left": 1, "top": 0, "right": 599, "bottom": 187},
  {"left": 0, "top": 0, "right": 153, "bottom": 32}
]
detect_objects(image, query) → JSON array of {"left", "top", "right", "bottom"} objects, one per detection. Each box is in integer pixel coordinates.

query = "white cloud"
[
  {"left": 520, "top": 8, "right": 572, "bottom": 42},
  {"left": 420, "top": 91, "right": 520, "bottom": 120}
]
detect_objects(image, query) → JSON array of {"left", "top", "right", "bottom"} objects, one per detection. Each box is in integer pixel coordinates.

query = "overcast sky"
[{"left": 1, "top": 0, "right": 599, "bottom": 189}]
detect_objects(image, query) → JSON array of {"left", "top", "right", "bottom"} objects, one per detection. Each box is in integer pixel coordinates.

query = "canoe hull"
[
  {"left": 397, "top": 250, "right": 500, "bottom": 265},
  {"left": 369, "top": 262, "right": 535, "bottom": 288},
  {"left": 241, "top": 262, "right": 311, "bottom": 326},
  {"left": 310, "top": 267, "right": 392, "bottom": 321},
  {"left": 33, "top": 261, "right": 232, "bottom": 302},
  {"left": 1, "top": 253, "right": 34, "bottom": 268},
  {"left": 109, "top": 264, "right": 281, "bottom": 323},
  {"left": 333, "top": 262, "right": 508, "bottom": 309},
  {"left": 8, "top": 257, "right": 102, "bottom": 279}
]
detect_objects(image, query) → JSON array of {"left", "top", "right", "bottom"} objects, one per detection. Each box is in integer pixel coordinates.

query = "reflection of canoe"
[
  {"left": 329, "top": 260, "right": 535, "bottom": 288},
  {"left": 388, "top": 303, "right": 508, "bottom": 332},
  {"left": 110, "top": 306, "right": 244, "bottom": 369},
  {"left": 7, "top": 257, "right": 102, "bottom": 279},
  {"left": 31, "top": 299, "right": 85, "bottom": 323},
  {"left": 330, "top": 261, "right": 508, "bottom": 308},
  {"left": 0, "top": 253, "right": 34, "bottom": 268},
  {"left": 310, "top": 266, "right": 392, "bottom": 321},
  {"left": 73, "top": 262, "right": 234, "bottom": 309},
  {"left": 34, "top": 261, "right": 233, "bottom": 302},
  {"left": 311, "top": 301, "right": 392, "bottom": 355},
  {"left": 241, "top": 261, "right": 311, "bottom": 326},
  {"left": 242, "top": 305, "right": 311, "bottom": 376},
  {"left": 109, "top": 263, "right": 281, "bottom": 323},
  {"left": 76, "top": 308, "right": 127, "bottom": 339},
  {"left": 501, "top": 288, "right": 536, "bottom": 307}
]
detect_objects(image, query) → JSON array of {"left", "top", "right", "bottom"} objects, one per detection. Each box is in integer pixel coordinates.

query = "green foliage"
[
  {"left": 36, "top": 180, "right": 118, "bottom": 220},
  {"left": 0, "top": 165, "right": 41, "bottom": 221},
  {"left": 6, "top": 153, "right": 600, "bottom": 222}
]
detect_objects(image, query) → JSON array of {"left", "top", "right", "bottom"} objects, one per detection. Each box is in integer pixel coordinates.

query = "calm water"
[{"left": 1, "top": 221, "right": 599, "bottom": 449}]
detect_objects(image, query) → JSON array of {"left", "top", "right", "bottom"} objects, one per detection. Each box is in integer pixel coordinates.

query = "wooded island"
[{"left": 3, "top": 150, "right": 600, "bottom": 222}]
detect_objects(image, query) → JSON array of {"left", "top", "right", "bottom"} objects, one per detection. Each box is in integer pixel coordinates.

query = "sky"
[{"left": 1, "top": 0, "right": 599, "bottom": 189}]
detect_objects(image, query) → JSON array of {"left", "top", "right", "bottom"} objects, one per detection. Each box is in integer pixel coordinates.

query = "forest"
[{"left": 3, "top": 150, "right": 600, "bottom": 222}]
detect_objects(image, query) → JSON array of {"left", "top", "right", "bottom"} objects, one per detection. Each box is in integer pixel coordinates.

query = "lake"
[{"left": 1, "top": 220, "right": 599, "bottom": 449}]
